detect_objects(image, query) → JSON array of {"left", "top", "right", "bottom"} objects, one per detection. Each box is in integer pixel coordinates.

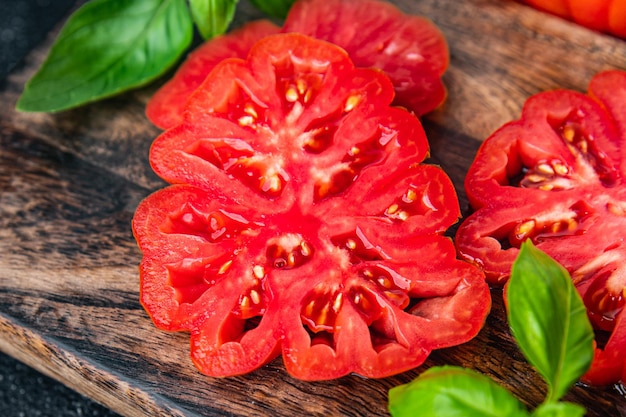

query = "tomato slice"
[
  {"left": 145, "top": 0, "right": 449, "bottom": 130},
  {"left": 282, "top": 0, "right": 449, "bottom": 117},
  {"left": 133, "top": 33, "right": 490, "bottom": 380},
  {"left": 145, "top": 20, "right": 280, "bottom": 129},
  {"left": 455, "top": 70, "right": 626, "bottom": 384}
]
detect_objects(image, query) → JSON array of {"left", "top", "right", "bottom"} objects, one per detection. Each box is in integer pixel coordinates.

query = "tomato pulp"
[
  {"left": 134, "top": 33, "right": 490, "bottom": 380},
  {"left": 456, "top": 70, "right": 626, "bottom": 385}
]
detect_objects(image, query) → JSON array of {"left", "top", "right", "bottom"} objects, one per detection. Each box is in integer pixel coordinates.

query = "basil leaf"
[
  {"left": 507, "top": 241, "right": 594, "bottom": 402},
  {"left": 532, "top": 401, "right": 586, "bottom": 417},
  {"left": 189, "top": 0, "right": 238, "bottom": 40},
  {"left": 388, "top": 366, "right": 530, "bottom": 417},
  {"left": 16, "top": 0, "right": 193, "bottom": 113},
  {"left": 248, "top": 0, "right": 296, "bottom": 19}
]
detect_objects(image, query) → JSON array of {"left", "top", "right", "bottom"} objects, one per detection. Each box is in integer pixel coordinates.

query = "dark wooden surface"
[{"left": 1, "top": 0, "right": 625, "bottom": 416}]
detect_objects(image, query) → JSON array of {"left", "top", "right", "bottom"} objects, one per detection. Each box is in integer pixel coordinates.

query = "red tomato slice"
[
  {"left": 282, "top": 0, "right": 449, "bottom": 117},
  {"left": 145, "top": 20, "right": 280, "bottom": 129},
  {"left": 455, "top": 70, "right": 626, "bottom": 385},
  {"left": 133, "top": 33, "right": 490, "bottom": 380}
]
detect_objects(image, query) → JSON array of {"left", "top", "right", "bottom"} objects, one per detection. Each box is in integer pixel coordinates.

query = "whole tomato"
[{"left": 518, "top": 0, "right": 626, "bottom": 38}]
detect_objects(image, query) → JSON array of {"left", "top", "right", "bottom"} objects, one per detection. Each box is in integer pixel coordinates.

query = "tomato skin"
[
  {"left": 146, "top": 0, "right": 449, "bottom": 130},
  {"left": 517, "top": 0, "right": 626, "bottom": 38},
  {"left": 456, "top": 70, "right": 626, "bottom": 384},
  {"left": 134, "top": 33, "right": 490, "bottom": 380}
]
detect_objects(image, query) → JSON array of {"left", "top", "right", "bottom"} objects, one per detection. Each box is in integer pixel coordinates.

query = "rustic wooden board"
[{"left": 1, "top": 0, "right": 625, "bottom": 416}]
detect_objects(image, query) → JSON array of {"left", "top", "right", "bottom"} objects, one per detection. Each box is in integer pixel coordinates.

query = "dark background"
[{"left": 0, "top": 1, "right": 119, "bottom": 416}]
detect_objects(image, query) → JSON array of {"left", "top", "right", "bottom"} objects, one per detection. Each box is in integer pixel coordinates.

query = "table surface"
[
  {"left": 0, "top": 1, "right": 119, "bottom": 415},
  {"left": 1, "top": 0, "right": 626, "bottom": 416}
]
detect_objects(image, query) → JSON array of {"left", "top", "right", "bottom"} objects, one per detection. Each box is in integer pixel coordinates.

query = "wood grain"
[{"left": 1, "top": 0, "right": 626, "bottom": 416}]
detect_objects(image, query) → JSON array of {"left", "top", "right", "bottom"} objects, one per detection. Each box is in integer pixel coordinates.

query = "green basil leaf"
[
  {"left": 532, "top": 401, "right": 586, "bottom": 417},
  {"left": 188, "top": 0, "right": 238, "bottom": 40},
  {"left": 16, "top": 0, "right": 193, "bottom": 113},
  {"left": 507, "top": 241, "right": 594, "bottom": 402},
  {"left": 248, "top": 0, "right": 296, "bottom": 19},
  {"left": 388, "top": 366, "right": 530, "bottom": 417}
]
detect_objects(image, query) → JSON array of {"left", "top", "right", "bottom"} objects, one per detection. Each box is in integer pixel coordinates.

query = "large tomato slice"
[
  {"left": 133, "top": 33, "right": 490, "bottom": 380},
  {"left": 145, "top": 0, "right": 449, "bottom": 130},
  {"left": 145, "top": 20, "right": 280, "bottom": 129},
  {"left": 455, "top": 70, "right": 626, "bottom": 384},
  {"left": 281, "top": 0, "right": 449, "bottom": 117}
]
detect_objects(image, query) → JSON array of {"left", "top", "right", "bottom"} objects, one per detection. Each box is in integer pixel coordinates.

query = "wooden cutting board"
[{"left": 1, "top": 0, "right": 625, "bottom": 416}]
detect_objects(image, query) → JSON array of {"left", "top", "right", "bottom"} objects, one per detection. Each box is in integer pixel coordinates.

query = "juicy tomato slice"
[
  {"left": 133, "top": 33, "right": 490, "bottom": 380},
  {"left": 145, "top": 20, "right": 280, "bottom": 129},
  {"left": 282, "top": 0, "right": 449, "bottom": 117},
  {"left": 455, "top": 70, "right": 626, "bottom": 384}
]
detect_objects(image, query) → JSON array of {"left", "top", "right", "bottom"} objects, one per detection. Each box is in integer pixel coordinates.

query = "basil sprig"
[
  {"left": 388, "top": 241, "right": 594, "bottom": 417},
  {"left": 507, "top": 240, "right": 595, "bottom": 403},
  {"left": 16, "top": 0, "right": 296, "bottom": 113},
  {"left": 188, "top": 0, "right": 237, "bottom": 40}
]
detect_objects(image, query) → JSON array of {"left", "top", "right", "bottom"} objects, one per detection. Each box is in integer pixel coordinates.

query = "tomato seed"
[
  {"left": 332, "top": 293, "right": 343, "bottom": 313},
  {"left": 608, "top": 201, "right": 626, "bottom": 216},
  {"left": 344, "top": 95, "right": 360, "bottom": 112},
  {"left": 525, "top": 174, "right": 545, "bottom": 184},
  {"left": 250, "top": 290, "right": 261, "bottom": 305},
  {"left": 536, "top": 163, "right": 555, "bottom": 175},
  {"left": 218, "top": 260, "right": 233, "bottom": 275},
  {"left": 296, "top": 79, "right": 307, "bottom": 95},
  {"left": 404, "top": 188, "right": 417, "bottom": 203},
  {"left": 253, "top": 265, "right": 265, "bottom": 279},
  {"left": 285, "top": 86, "right": 299, "bottom": 103},
  {"left": 303, "top": 89, "right": 313, "bottom": 104},
  {"left": 300, "top": 242, "right": 312, "bottom": 257},
  {"left": 553, "top": 162, "right": 569, "bottom": 176},
  {"left": 386, "top": 204, "right": 399, "bottom": 214},
  {"left": 562, "top": 124, "right": 576, "bottom": 142}
]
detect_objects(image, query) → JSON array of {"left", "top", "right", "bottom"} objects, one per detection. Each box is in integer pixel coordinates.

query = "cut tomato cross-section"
[
  {"left": 455, "top": 70, "right": 626, "bottom": 385},
  {"left": 134, "top": 33, "right": 489, "bottom": 380}
]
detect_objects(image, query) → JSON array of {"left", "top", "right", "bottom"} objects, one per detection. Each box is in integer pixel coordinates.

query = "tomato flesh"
[
  {"left": 455, "top": 70, "right": 626, "bottom": 385},
  {"left": 134, "top": 33, "right": 490, "bottom": 380}
]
